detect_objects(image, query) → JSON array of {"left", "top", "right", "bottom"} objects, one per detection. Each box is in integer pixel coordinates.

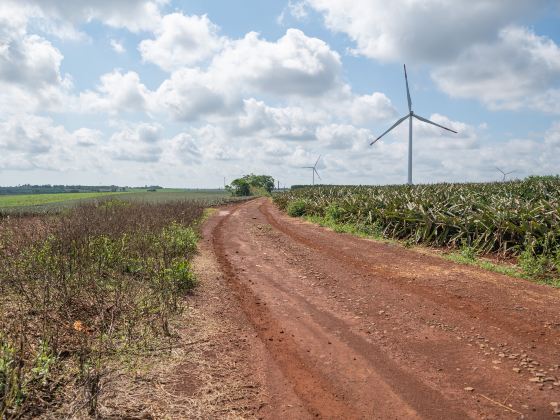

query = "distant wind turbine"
[
  {"left": 302, "top": 155, "right": 321, "bottom": 186},
  {"left": 370, "top": 64, "right": 458, "bottom": 185},
  {"left": 496, "top": 167, "right": 515, "bottom": 182}
]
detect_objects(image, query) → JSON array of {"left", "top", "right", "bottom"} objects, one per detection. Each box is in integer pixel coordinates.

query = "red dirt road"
[{"left": 208, "top": 198, "right": 560, "bottom": 419}]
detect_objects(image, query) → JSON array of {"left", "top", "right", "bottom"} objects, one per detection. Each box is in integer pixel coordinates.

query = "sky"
[{"left": 0, "top": 0, "right": 559, "bottom": 187}]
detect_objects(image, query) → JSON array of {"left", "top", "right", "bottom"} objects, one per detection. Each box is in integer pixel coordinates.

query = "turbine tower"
[
  {"left": 302, "top": 155, "right": 321, "bottom": 186},
  {"left": 496, "top": 167, "right": 515, "bottom": 182},
  {"left": 370, "top": 64, "right": 458, "bottom": 185}
]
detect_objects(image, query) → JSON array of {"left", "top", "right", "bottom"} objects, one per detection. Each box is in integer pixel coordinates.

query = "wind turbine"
[
  {"left": 496, "top": 167, "right": 515, "bottom": 182},
  {"left": 302, "top": 155, "right": 321, "bottom": 186},
  {"left": 370, "top": 64, "right": 458, "bottom": 185}
]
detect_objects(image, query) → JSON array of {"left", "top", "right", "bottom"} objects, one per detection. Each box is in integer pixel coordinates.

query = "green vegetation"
[
  {"left": 0, "top": 189, "right": 234, "bottom": 214},
  {"left": 0, "top": 192, "right": 127, "bottom": 208},
  {"left": 274, "top": 176, "right": 560, "bottom": 284},
  {"left": 226, "top": 174, "right": 275, "bottom": 196},
  {"left": 0, "top": 199, "right": 204, "bottom": 417},
  {"left": 0, "top": 185, "right": 128, "bottom": 195}
]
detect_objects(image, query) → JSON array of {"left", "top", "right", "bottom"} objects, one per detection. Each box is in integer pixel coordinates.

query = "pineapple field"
[{"left": 274, "top": 176, "right": 560, "bottom": 280}]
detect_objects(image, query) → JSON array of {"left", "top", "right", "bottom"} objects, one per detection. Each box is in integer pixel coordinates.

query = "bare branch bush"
[{"left": 0, "top": 199, "right": 204, "bottom": 418}]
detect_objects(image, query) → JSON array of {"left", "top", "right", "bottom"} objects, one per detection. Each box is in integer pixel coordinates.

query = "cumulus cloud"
[
  {"left": 235, "top": 98, "right": 325, "bottom": 141},
  {"left": 7, "top": 0, "right": 167, "bottom": 33},
  {"left": 432, "top": 26, "right": 560, "bottom": 112},
  {"left": 277, "top": 0, "right": 309, "bottom": 25},
  {"left": 139, "top": 13, "right": 224, "bottom": 71},
  {"left": 0, "top": 114, "right": 103, "bottom": 171},
  {"left": 0, "top": 6, "right": 72, "bottom": 114},
  {"left": 152, "top": 68, "right": 229, "bottom": 121},
  {"left": 80, "top": 70, "right": 150, "bottom": 114},
  {"left": 316, "top": 124, "right": 371, "bottom": 151},
  {"left": 145, "top": 28, "right": 346, "bottom": 121},
  {"left": 305, "top": 0, "right": 544, "bottom": 62},
  {"left": 214, "top": 29, "right": 341, "bottom": 97},
  {"left": 110, "top": 39, "right": 126, "bottom": 54},
  {"left": 109, "top": 123, "right": 163, "bottom": 162}
]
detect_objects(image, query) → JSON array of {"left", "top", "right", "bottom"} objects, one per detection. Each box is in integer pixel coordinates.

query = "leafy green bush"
[
  {"left": 226, "top": 174, "right": 275, "bottom": 196},
  {"left": 287, "top": 200, "right": 308, "bottom": 217}
]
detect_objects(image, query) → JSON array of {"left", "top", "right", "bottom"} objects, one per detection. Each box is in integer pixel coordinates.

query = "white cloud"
[
  {"left": 277, "top": 1, "right": 308, "bottom": 25},
  {"left": 0, "top": 114, "right": 103, "bottom": 171},
  {"left": 152, "top": 68, "right": 229, "bottom": 121},
  {"left": 213, "top": 29, "right": 341, "bottom": 97},
  {"left": 0, "top": 16, "right": 72, "bottom": 114},
  {"left": 316, "top": 124, "right": 371, "bottom": 151},
  {"left": 235, "top": 98, "right": 325, "bottom": 140},
  {"left": 348, "top": 92, "right": 397, "bottom": 125},
  {"left": 432, "top": 26, "right": 560, "bottom": 112},
  {"left": 146, "top": 28, "right": 344, "bottom": 121},
  {"left": 305, "top": 0, "right": 544, "bottom": 62},
  {"left": 0, "top": 34, "right": 64, "bottom": 88},
  {"left": 139, "top": 13, "right": 224, "bottom": 71},
  {"left": 80, "top": 70, "right": 150, "bottom": 114},
  {"left": 109, "top": 123, "right": 163, "bottom": 162},
  {"left": 73, "top": 128, "right": 102, "bottom": 147},
  {"left": 11, "top": 0, "right": 167, "bottom": 33},
  {"left": 110, "top": 39, "right": 126, "bottom": 54}
]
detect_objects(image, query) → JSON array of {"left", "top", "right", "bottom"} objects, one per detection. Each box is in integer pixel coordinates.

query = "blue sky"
[{"left": 1, "top": 0, "right": 559, "bottom": 187}]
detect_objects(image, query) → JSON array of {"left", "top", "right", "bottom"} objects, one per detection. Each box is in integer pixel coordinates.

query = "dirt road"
[{"left": 207, "top": 198, "right": 560, "bottom": 419}]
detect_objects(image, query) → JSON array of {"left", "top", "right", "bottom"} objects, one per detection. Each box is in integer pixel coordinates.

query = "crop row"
[{"left": 274, "top": 176, "right": 560, "bottom": 262}]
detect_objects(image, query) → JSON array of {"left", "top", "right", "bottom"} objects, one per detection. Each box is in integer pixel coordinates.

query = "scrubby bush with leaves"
[
  {"left": 286, "top": 199, "right": 308, "bottom": 217},
  {"left": 0, "top": 199, "right": 203, "bottom": 418}
]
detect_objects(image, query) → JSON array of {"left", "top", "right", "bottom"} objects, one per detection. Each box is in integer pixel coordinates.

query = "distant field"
[
  {"left": 0, "top": 192, "right": 127, "bottom": 208},
  {"left": 120, "top": 189, "right": 231, "bottom": 204},
  {"left": 0, "top": 189, "right": 233, "bottom": 213}
]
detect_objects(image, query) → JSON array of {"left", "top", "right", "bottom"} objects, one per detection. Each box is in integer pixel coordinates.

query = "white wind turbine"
[
  {"left": 302, "top": 155, "right": 321, "bottom": 185},
  {"left": 370, "top": 64, "right": 458, "bottom": 185},
  {"left": 496, "top": 167, "right": 515, "bottom": 182}
]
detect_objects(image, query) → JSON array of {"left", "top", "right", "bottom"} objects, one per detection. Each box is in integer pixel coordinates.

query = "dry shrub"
[{"left": 0, "top": 199, "right": 204, "bottom": 418}]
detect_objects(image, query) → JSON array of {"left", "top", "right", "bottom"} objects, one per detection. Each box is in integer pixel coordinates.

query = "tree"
[{"left": 226, "top": 174, "right": 275, "bottom": 196}]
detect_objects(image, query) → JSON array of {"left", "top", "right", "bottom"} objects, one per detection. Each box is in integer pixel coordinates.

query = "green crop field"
[
  {"left": 0, "top": 189, "right": 236, "bottom": 214},
  {"left": 0, "top": 192, "right": 128, "bottom": 208},
  {"left": 274, "top": 176, "right": 560, "bottom": 282}
]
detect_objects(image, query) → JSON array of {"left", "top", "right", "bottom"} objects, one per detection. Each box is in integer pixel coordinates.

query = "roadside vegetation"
[
  {"left": 274, "top": 176, "right": 560, "bottom": 285},
  {"left": 0, "top": 199, "right": 204, "bottom": 418}
]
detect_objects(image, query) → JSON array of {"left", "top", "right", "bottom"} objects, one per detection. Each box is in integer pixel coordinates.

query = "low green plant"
[
  {"left": 460, "top": 244, "right": 477, "bottom": 261},
  {"left": 519, "top": 249, "right": 550, "bottom": 278},
  {"left": 286, "top": 200, "right": 307, "bottom": 217},
  {"left": 325, "top": 203, "right": 343, "bottom": 222}
]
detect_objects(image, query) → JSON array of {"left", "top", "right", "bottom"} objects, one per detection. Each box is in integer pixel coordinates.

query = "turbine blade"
[
  {"left": 314, "top": 154, "right": 321, "bottom": 168},
  {"left": 314, "top": 168, "right": 321, "bottom": 180},
  {"left": 404, "top": 64, "right": 412, "bottom": 112},
  {"left": 413, "top": 114, "right": 457, "bottom": 134},
  {"left": 496, "top": 167, "right": 505, "bottom": 175},
  {"left": 370, "top": 115, "right": 409, "bottom": 145}
]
